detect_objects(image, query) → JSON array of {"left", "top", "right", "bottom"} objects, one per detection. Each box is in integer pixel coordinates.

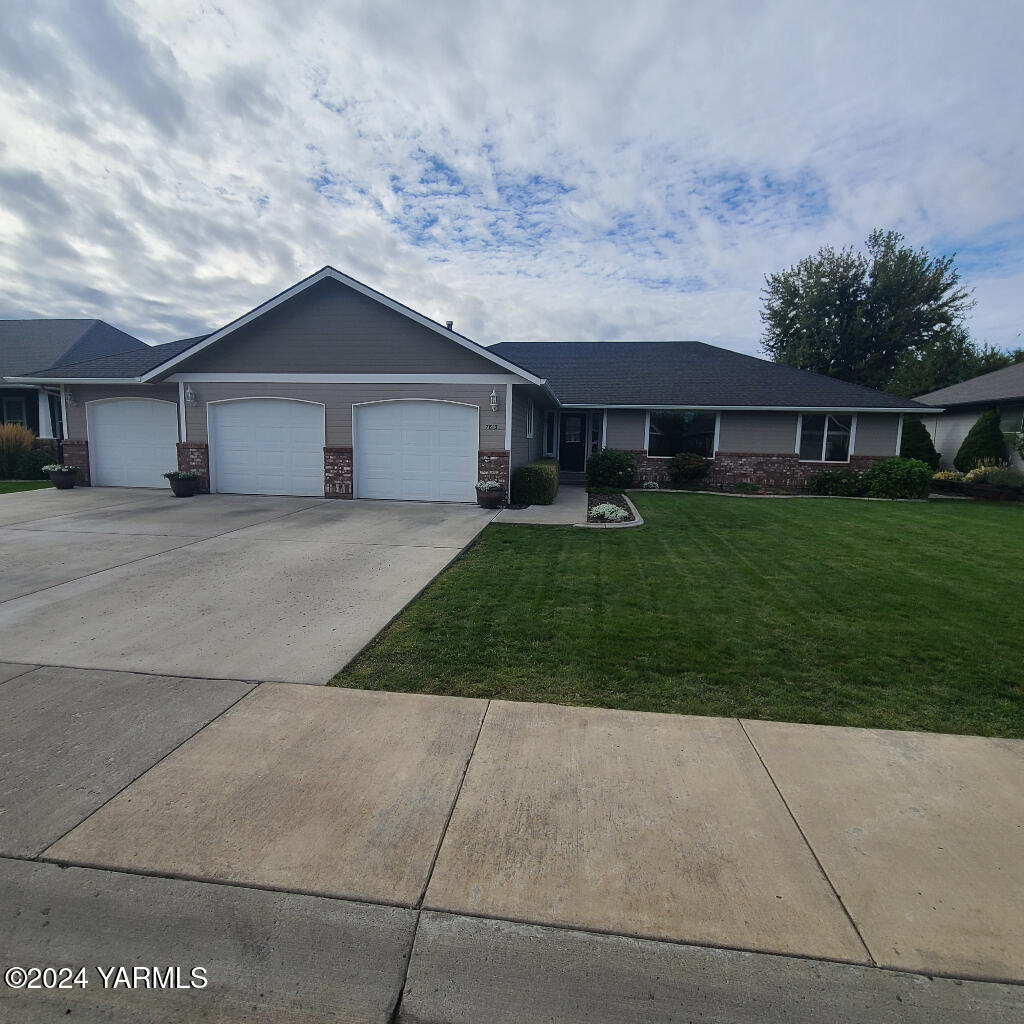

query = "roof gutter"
[
  {"left": 4, "top": 375, "right": 147, "bottom": 385},
  {"left": 559, "top": 403, "right": 945, "bottom": 414}
]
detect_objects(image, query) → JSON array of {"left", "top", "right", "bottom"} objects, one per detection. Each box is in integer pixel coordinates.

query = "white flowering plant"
[
  {"left": 642, "top": 481, "right": 659, "bottom": 489},
  {"left": 475, "top": 479, "right": 502, "bottom": 491},
  {"left": 590, "top": 502, "right": 630, "bottom": 522},
  {"left": 42, "top": 464, "right": 76, "bottom": 473}
]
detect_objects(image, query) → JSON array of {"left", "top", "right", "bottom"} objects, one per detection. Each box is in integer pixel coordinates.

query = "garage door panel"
[
  {"left": 356, "top": 402, "right": 479, "bottom": 502},
  {"left": 209, "top": 400, "right": 324, "bottom": 497},
  {"left": 88, "top": 400, "right": 179, "bottom": 488}
]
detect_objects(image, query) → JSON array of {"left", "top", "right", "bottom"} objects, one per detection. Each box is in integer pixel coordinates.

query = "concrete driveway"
[{"left": 0, "top": 487, "right": 494, "bottom": 683}]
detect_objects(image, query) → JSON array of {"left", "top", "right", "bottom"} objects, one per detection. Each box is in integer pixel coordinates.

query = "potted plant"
[
  {"left": 42, "top": 463, "right": 78, "bottom": 489},
  {"left": 475, "top": 479, "right": 504, "bottom": 509},
  {"left": 163, "top": 470, "right": 200, "bottom": 498}
]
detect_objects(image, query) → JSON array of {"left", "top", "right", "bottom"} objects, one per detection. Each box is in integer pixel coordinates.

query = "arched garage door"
[
  {"left": 208, "top": 399, "right": 325, "bottom": 497},
  {"left": 355, "top": 401, "right": 478, "bottom": 501},
  {"left": 87, "top": 399, "right": 179, "bottom": 487}
]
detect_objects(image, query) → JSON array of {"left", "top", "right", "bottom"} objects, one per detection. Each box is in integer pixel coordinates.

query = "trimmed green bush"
[
  {"left": 806, "top": 469, "right": 865, "bottom": 496},
  {"left": 861, "top": 457, "right": 933, "bottom": 499},
  {"left": 899, "top": 418, "right": 940, "bottom": 470},
  {"left": 954, "top": 410, "right": 1006, "bottom": 472},
  {"left": 586, "top": 447, "right": 636, "bottom": 490},
  {"left": 14, "top": 448, "right": 57, "bottom": 480},
  {"left": 667, "top": 452, "right": 710, "bottom": 486},
  {"left": 511, "top": 458, "right": 559, "bottom": 505}
]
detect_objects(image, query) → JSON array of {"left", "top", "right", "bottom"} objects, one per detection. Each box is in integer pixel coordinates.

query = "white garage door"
[
  {"left": 209, "top": 399, "right": 325, "bottom": 496},
  {"left": 87, "top": 399, "right": 179, "bottom": 488},
  {"left": 355, "top": 401, "right": 478, "bottom": 501}
]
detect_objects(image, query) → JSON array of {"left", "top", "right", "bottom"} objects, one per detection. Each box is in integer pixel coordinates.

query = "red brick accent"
[
  {"left": 177, "top": 442, "right": 210, "bottom": 492},
  {"left": 478, "top": 450, "right": 510, "bottom": 499},
  {"left": 631, "top": 450, "right": 886, "bottom": 492},
  {"left": 324, "top": 447, "right": 353, "bottom": 498},
  {"left": 60, "top": 439, "right": 90, "bottom": 485}
]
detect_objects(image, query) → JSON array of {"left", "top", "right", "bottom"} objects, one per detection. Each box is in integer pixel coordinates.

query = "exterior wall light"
[
  {"left": 64, "top": 389, "right": 77, "bottom": 406},
  {"left": 489, "top": 388, "right": 499, "bottom": 412},
  {"left": 184, "top": 385, "right": 198, "bottom": 407}
]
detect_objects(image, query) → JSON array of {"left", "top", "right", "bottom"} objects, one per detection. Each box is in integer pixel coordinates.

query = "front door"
[{"left": 559, "top": 413, "right": 587, "bottom": 471}]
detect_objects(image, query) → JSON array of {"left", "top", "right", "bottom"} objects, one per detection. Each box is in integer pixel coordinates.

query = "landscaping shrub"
[
  {"left": 962, "top": 461, "right": 1010, "bottom": 484},
  {"left": 931, "top": 469, "right": 965, "bottom": 494},
  {"left": 589, "top": 502, "right": 630, "bottom": 522},
  {"left": 806, "top": 469, "right": 865, "bottom": 496},
  {"left": 899, "top": 418, "right": 940, "bottom": 470},
  {"left": 983, "top": 467, "right": 1024, "bottom": 492},
  {"left": 954, "top": 410, "right": 1006, "bottom": 472},
  {"left": 14, "top": 447, "right": 56, "bottom": 480},
  {"left": 667, "top": 452, "right": 710, "bottom": 487},
  {"left": 0, "top": 424, "right": 35, "bottom": 478},
  {"left": 511, "top": 458, "right": 560, "bottom": 505},
  {"left": 586, "top": 448, "right": 636, "bottom": 490},
  {"left": 861, "top": 457, "right": 933, "bottom": 499}
]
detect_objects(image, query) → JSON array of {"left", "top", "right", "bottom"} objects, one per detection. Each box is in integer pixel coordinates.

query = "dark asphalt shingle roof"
[
  {"left": 0, "top": 319, "right": 147, "bottom": 378},
  {"left": 18, "top": 336, "right": 208, "bottom": 379},
  {"left": 490, "top": 341, "right": 930, "bottom": 410},
  {"left": 916, "top": 361, "right": 1024, "bottom": 407}
]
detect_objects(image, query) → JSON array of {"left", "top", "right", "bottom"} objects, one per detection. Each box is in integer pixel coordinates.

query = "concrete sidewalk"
[{"left": 493, "top": 483, "right": 588, "bottom": 524}]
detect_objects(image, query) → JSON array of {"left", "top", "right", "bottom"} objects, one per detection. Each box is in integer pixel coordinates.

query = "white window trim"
[
  {"left": 601, "top": 409, "right": 608, "bottom": 448},
  {"left": 644, "top": 409, "right": 721, "bottom": 459},
  {"left": 796, "top": 412, "right": 858, "bottom": 463},
  {"left": 543, "top": 411, "right": 558, "bottom": 458},
  {"left": 1, "top": 395, "right": 27, "bottom": 427},
  {"left": 526, "top": 399, "right": 534, "bottom": 439}
]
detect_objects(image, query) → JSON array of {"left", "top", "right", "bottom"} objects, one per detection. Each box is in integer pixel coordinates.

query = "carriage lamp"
[
  {"left": 489, "top": 388, "right": 499, "bottom": 412},
  {"left": 184, "top": 385, "right": 198, "bottom": 407}
]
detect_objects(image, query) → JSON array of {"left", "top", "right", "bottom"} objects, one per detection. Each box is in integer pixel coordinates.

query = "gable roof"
[
  {"left": 0, "top": 319, "right": 147, "bottom": 379},
  {"left": 15, "top": 336, "right": 208, "bottom": 382},
  {"left": 490, "top": 341, "right": 936, "bottom": 411},
  {"left": 147, "top": 267, "right": 546, "bottom": 385},
  {"left": 916, "top": 361, "right": 1024, "bottom": 408}
]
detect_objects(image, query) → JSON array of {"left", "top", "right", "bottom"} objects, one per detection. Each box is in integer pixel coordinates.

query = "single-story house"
[
  {"left": 3, "top": 266, "right": 938, "bottom": 499},
  {"left": 917, "top": 364, "right": 1024, "bottom": 470},
  {"left": 0, "top": 319, "right": 147, "bottom": 439}
]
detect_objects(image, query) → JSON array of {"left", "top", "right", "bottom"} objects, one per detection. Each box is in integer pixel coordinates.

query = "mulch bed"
[{"left": 587, "top": 491, "right": 635, "bottom": 522}]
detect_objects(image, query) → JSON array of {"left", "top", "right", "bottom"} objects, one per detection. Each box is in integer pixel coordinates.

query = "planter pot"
[
  {"left": 47, "top": 470, "right": 78, "bottom": 490},
  {"left": 167, "top": 477, "right": 200, "bottom": 498},
  {"left": 475, "top": 488, "right": 504, "bottom": 509}
]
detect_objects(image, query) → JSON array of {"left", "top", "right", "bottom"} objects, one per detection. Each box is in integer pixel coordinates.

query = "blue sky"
[{"left": 0, "top": 0, "right": 1022, "bottom": 356}]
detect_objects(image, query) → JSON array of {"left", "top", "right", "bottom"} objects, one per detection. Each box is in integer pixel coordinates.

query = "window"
[
  {"left": 998, "top": 405, "right": 1024, "bottom": 434},
  {"left": 799, "top": 414, "right": 854, "bottom": 461},
  {"left": 543, "top": 412, "right": 557, "bottom": 456},
  {"left": 648, "top": 410, "right": 717, "bottom": 457},
  {"left": 2, "top": 397, "right": 27, "bottom": 427},
  {"left": 526, "top": 400, "right": 534, "bottom": 439}
]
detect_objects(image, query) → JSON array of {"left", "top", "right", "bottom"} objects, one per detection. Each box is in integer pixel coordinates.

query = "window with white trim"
[
  {"left": 799, "top": 414, "right": 853, "bottom": 462},
  {"left": 526, "top": 400, "right": 534, "bottom": 438},
  {"left": 543, "top": 411, "right": 557, "bottom": 456},
  {"left": 648, "top": 410, "right": 717, "bottom": 457},
  {"left": 998, "top": 404, "right": 1024, "bottom": 434},
  {"left": 2, "top": 396, "right": 27, "bottom": 427}
]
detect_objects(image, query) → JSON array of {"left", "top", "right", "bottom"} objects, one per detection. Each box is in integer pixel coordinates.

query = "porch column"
[{"left": 37, "top": 389, "right": 53, "bottom": 439}]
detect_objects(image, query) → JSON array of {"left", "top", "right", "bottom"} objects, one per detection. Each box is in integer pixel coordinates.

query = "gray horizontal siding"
[
  {"left": 717, "top": 412, "right": 797, "bottom": 454},
  {"left": 510, "top": 385, "right": 552, "bottom": 473},
  {"left": 66, "top": 384, "right": 179, "bottom": 441},
  {"left": 173, "top": 278, "right": 499, "bottom": 375},
  {"left": 183, "top": 382, "right": 506, "bottom": 449},
  {"left": 604, "top": 410, "right": 646, "bottom": 449},
  {"left": 854, "top": 413, "right": 900, "bottom": 457}
]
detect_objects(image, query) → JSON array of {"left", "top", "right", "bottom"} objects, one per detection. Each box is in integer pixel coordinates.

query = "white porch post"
[{"left": 37, "top": 389, "right": 53, "bottom": 439}]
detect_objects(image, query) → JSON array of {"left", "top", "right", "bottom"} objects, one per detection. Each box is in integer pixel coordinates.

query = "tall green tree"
[
  {"left": 889, "top": 335, "right": 1024, "bottom": 397},
  {"left": 761, "top": 229, "right": 976, "bottom": 391}
]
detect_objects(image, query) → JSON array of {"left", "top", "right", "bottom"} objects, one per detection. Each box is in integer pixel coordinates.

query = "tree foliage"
[{"left": 761, "top": 229, "right": 982, "bottom": 392}]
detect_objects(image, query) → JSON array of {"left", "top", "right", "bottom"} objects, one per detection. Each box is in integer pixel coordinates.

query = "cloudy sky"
[{"left": 0, "top": 0, "right": 1021, "bottom": 355}]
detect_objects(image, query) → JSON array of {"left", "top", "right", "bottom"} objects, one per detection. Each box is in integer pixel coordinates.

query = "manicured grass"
[
  {"left": 0, "top": 480, "right": 51, "bottom": 494},
  {"left": 334, "top": 494, "right": 1024, "bottom": 737}
]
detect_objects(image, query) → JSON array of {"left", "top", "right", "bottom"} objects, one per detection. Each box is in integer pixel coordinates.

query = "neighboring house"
[
  {"left": 4, "top": 266, "right": 937, "bottom": 499},
  {"left": 0, "top": 319, "right": 147, "bottom": 439},
  {"left": 917, "top": 364, "right": 1024, "bottom": 470}
]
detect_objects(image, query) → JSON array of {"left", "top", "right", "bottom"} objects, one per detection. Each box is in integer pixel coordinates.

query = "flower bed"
[{"left": 587, "top": 492, "right": 635, "bottom": 523}]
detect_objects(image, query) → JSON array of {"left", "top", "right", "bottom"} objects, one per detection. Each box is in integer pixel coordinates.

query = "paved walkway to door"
[{"left": 494, "top": 483, "right": 588, "bottom": 525}]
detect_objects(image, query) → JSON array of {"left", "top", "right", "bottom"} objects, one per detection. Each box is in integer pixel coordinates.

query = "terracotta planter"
[
  {"left": 167, "top": 476, "right": 200, "bottom": 498},
  {"left": 47, "top": 470, "right": 78, "bottom": 489},
  {"left": 475, "top": 488, "right": 504, "bottom": 509}
]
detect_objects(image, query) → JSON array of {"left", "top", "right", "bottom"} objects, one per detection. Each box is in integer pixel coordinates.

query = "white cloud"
[{"left": 0, "top": 0, "right": 1021, "bottom": 354}]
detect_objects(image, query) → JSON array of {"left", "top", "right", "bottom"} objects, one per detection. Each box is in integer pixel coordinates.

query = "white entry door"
[
  {"left": 209, "top": 399, "right": 325, "bottom": 496},
  {"left": 87, "top": 399, "right": 179, "bottom": 487},
  {"left": 355, "top": 401, "right": 478, "bottom": 501}
]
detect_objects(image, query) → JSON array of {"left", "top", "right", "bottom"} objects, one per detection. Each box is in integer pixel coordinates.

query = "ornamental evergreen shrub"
[
  {"left": 586, "top": 448, "right": 636, "bottom": 490},
  {"left": 667, "top": 452, "right": 710, "bottom": 486},
  {"left": 954, "top": 410, "right": 1007, "bottom": 472},
  {"left": 861, "top": 457, "right": 933, "bottom": 499},
  {"left": 806, "top": 469, "right": 865, "bottom": 496},
  {"left": 511, "top": 458, "right": 560, "bottom": 505},
  {"left": 899, "top": 418, "right": 940, "bottom": 470},
  {"left": 0, "top": 424, "right": 34, "bottom": 478},
  {"left": 15, "top": 448, "right": 56, "bottom": 480}
]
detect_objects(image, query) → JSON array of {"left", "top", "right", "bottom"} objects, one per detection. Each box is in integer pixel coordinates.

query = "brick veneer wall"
[
  {"left": 631, "top": 450, "right": 885, "bottom": 491},
  {"left": 60, "top": 439, "right": 90, "bottom": 485},
  {"left": 177, "top": 442, "right": 210, "bottom": 492},
  {"left": 324, "top": 447, "right": 353, "bottom": 498},
  {"left": 478, "top": 450, "right": 510, "bottom": 499}
]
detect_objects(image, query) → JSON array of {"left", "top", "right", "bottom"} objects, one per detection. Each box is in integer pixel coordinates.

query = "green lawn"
[
  {"left": 334, "top": 494, "right": 1024, "bottom": 737},
  {"left": 0, "top": 480, "right": 51, "bottom": 494}
]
